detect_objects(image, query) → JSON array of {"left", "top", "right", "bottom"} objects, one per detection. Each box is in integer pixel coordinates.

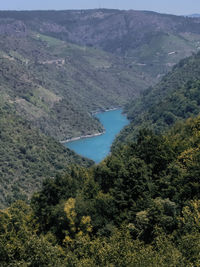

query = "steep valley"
[
  {"left": 0, "top": 33, "right": 147, "bottom": 141},
  {"left": 1, "top": 9, "right": 200, "bottom": 208}
]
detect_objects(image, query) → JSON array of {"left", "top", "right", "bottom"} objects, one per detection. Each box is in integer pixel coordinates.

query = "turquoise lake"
[{"left": 65, "top": 109, "right": 129, "bottom": 163}]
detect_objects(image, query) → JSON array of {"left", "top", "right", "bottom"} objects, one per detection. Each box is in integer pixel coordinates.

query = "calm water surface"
[{"left": 65, "top": 109, "right": 129, "bottom": 163}]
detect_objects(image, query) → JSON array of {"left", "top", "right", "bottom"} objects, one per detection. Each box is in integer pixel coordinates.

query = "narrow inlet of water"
[{"left": 65, "top": 109, "right": 129, "bottom": 163}]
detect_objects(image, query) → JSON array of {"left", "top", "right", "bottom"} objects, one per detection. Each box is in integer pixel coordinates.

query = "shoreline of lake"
[
  {"left": 92, "top": 107, "right": 120, "bottom": 115},
  {"left": 61, "top": 107, "right": 121, "bottom": 144},
  {"left": 60, "top": 131, "right": 105, "bottom": 144}
]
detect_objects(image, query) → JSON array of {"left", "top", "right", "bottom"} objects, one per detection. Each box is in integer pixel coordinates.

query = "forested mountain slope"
[
  {"left": 0, "top": 104, "right": 92, "bottom": 208},
  {"left": 114, "top": 51, "right": 200, "bottom": 147}
]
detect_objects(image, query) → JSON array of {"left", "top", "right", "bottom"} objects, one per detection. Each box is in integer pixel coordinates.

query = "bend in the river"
[{"left": 65, "top": 109, "right": 129, "bottom": 163}]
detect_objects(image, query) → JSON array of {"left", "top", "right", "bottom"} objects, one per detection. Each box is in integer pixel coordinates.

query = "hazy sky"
[{"left": 0, "top": 0, "right": 199, "bottom": 16}]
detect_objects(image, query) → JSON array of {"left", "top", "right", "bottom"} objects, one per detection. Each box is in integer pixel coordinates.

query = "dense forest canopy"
[{"left": 1, "top": 116, "right": 200, "bottom": 265}]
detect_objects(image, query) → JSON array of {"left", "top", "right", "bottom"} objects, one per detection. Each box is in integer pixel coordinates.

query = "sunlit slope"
[
  {"left": 2, "top": 9, "right": 200, "bottom": 81},
  {"left": 0, "top": 32, "right": 149, "bottom": 141}
]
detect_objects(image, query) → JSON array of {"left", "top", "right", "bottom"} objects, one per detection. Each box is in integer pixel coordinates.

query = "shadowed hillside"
[{"left": 113, "top": 51, "right": 200, "bottom": 147}]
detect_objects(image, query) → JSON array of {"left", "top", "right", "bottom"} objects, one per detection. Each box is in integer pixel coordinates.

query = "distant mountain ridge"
[
  {"left": 1, "top": 9, "right": 200, "bottom": 83},
  {"left": 187, "top": 14, "right": 200, "bottom": 18},
  {"left": 1, "top": 9, "right": 200, "bottom": 51}
]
